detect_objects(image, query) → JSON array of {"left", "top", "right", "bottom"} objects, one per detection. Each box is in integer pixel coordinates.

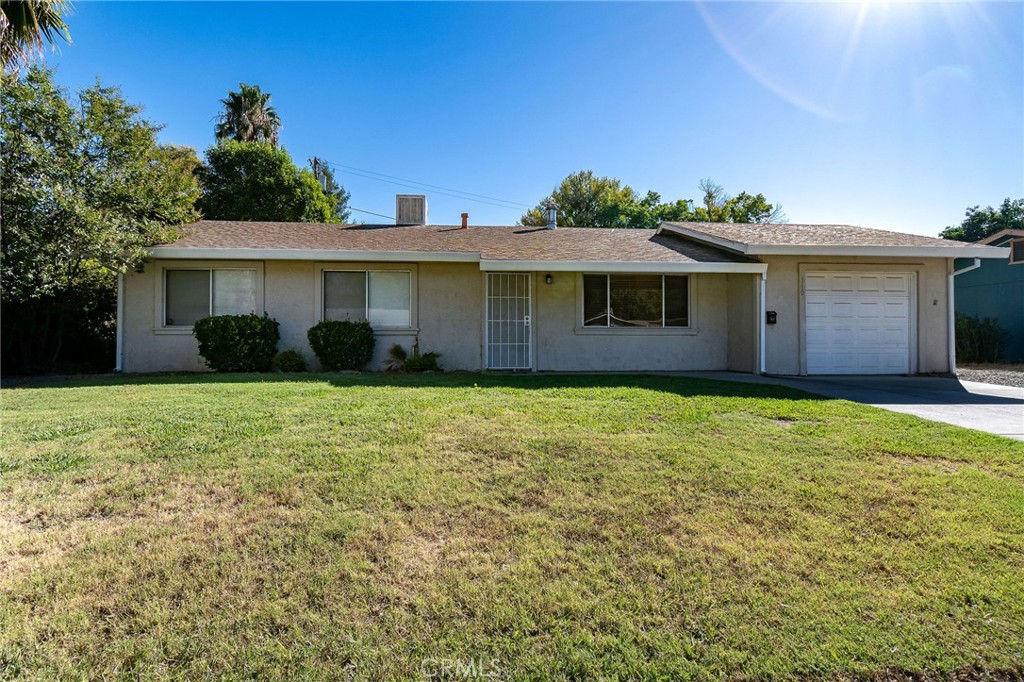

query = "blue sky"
[{"left": 45, "top": 1, "right": 1023, "bottom": 235}]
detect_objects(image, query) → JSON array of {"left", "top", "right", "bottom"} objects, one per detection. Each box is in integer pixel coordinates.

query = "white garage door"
[{"left": 805, "top": 272, "right": 912, "bottom": 375}]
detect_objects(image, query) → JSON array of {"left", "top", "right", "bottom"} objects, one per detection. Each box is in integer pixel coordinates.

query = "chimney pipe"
[
  {"left": 545, "top": 203, "right": 557, "bottom": 230},
  {"left": 461, "top": 212, "right": 469, "bottom": 229}
]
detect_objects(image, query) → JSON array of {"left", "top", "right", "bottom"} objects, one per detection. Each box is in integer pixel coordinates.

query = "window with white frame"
[
  {"left": 164, "top": 269, "right": 257, "bottom": 326},
  {"left": 1011, "top": 238, "right": 1024, "bottom": 265},
  {"left": 323, "top": 270, "right": 411, "bottom": 328},
  {"left": 582, "top": 274, "right": 689, "bottom": 328}
]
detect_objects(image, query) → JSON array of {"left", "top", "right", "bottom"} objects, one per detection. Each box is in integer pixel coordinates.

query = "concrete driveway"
[{"left": 683, "top": 373, "right": 1024, "bottom": 440}]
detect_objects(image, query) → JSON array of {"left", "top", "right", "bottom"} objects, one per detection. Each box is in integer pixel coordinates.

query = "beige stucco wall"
[
  {"left": 533, "top": 272, "right": 730, "bottom": 372},
  {"left": 760, "top": 256, "right": 952, "bottom": 375},
  {"left": 122, "top": 259, "right": 483, "bottom": 373},
  {"left": 123, "top": 261, "right": 739, "bottom": 373}
]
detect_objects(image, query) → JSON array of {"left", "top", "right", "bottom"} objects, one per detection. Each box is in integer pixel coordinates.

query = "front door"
[{"left": 486, "top": 273, "right": 532, "bottom": 370}]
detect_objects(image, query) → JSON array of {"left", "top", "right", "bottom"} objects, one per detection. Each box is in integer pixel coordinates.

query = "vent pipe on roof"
[
  {"left": 461, "top": 212, "right": 468, "bottom": 229},
  {"left": 545, "top": 203, "right": 557, "bottom": 230}
]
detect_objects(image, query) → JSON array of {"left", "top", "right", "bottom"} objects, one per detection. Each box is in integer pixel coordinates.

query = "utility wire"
[
  {"left": 321, "top": 159, "right": 531, "bottom": 211},
  {"left": 348, "top": 207, "right": 396, "bottom": 221}
]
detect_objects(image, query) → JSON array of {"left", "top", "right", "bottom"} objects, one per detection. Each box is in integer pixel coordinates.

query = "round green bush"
[
  {"left": 192, "top": 313, "right": 280, "bottom": 372},
  {"left": 272, "top": 349, "right": 308, "bottom": 373},
  {"left": 307, "top": 320, "right": 375, "bottom": 371}
]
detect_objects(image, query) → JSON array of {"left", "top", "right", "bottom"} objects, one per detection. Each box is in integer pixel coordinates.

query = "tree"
[
  {"left": 520, "top": 171, "right": 784, "bottom": 228},
  {"left": 1, "top": 67, "right": 201, "bottom": 371},
  {"left": 309, "top": 156, "right": 352, "bottom": 222},
  {"left": 1, "top": 0, "right": 72, "bottom": 72},
  {"left": 520, "top": 170, "right": 644, "bottom": 227},
  {"left": 939, "top": 198, "right": 1024, "bottom": 242},
  {"left": 215, "top": 83, "right": 281, "bottom": 145},
  {"left": 198, "top": 141, "right": 337, "bottom": 222}
]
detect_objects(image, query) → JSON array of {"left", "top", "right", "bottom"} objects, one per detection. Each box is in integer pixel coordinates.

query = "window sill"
[
  {"left": 153, "top": 327, "right": 195, "bottom": 335},
  {"left": 573, "top": 326, "right": 698, "bottom": 336},
  {"left": 372, "top": 328, "right": 419, "bottom": 335}
]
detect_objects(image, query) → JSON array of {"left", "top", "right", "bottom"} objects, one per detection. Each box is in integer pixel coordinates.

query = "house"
[
  {"left": 117, "top": 198, "right": 1008, "bottom": 375},
  {"left": 952, "top": 229, "right": 1024, "bottom": 362}
]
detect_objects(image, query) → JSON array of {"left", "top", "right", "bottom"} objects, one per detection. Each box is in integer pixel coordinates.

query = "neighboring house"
[
  {"left": 953, "top": 229, "right": 1024, "bottom": 362},
  {"left": 118, "top": 199, "right": 1008, "bottom": 375}
]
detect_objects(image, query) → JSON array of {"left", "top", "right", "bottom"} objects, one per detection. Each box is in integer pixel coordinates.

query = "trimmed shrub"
[
  {"left": 386, "top": 343, "right": 441, "bottom": 372},
  {"left": 273, "top": 349, "right": 308, "bottom": 373},
  {"left": 955, "top": 313, "right": 1010, "bottom": 364},
  {"left": 307, "top": 320, "right": 375, "bottom": 370},
  {"left": 192, "top": 313, "right": 279, "bottom": 372}
]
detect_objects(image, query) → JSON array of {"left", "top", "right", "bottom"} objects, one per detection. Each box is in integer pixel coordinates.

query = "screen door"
[{"left": 486, "top": 273, "right": 532, "bottom": 369}]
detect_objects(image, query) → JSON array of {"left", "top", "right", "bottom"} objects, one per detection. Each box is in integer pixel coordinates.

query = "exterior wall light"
[{"left": 545, "top": 274, "right": 553, "bottom": 285}]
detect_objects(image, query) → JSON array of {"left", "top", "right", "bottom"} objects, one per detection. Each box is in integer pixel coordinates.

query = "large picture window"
[
  {"left": 323, "top": 270, "right": 411, "bottom": 328},
  {"left": 582, "top": 274, "right": 689, "bottom": 328},
  {"left": 164, "top": 269, "right": 257, "bottom": 326}
]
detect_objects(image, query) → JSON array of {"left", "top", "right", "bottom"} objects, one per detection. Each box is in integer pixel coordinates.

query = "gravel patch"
[{"left": 957, "top": 364, "right": 1024, "bottom": 388}]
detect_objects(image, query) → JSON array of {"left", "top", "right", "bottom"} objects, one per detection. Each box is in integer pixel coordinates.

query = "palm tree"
[
  {"left": 1, "top": 0, "right": 73, "bottom": 72},
  {"left": 215, "top": 83, "right": 281, "bottom": 145}
]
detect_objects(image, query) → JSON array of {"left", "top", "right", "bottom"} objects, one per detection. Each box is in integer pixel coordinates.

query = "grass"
[{"left": 1, "top": 373, "right": 1022, "bottom": 681}]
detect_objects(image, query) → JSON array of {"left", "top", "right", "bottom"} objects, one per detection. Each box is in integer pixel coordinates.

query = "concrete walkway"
[{"left": 680, "top": 372, "right": 1024, "bottom": 441}]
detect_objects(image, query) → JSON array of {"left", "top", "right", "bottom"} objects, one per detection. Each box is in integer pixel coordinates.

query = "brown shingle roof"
[
  {"left": 156, "top": 221, "right": 754, "bottom": 264},
  {"left": 662, "top": 221, "right": 971, "bottom": 249}
]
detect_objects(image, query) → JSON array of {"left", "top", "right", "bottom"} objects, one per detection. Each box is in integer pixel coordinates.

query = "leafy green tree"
[
  {"left": 1, "top": 67, "right": 201, "bottom": 370},
  {"left": 1, "top": 0, "right": 72, "bottom": 72},
  {"left": 215, "top": 83, "right": 281, "bottom": 145},
  {"left": 939, "top": 198, "right": 1024, "bottom": 242},
  {"left": 520, "top": 170, "right": 645, "bottom": 227},
  {"left": 521, "top": 172, "right": 783, "bottom": 228},
  {"left": 309, "top": 156, "right": 352, "bottom": 222},
  {"left": 198, "top": 141, "right": 337, "bottom": 222}
]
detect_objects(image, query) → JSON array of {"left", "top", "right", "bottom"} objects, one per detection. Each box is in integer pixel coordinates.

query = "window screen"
[
  {"left": 213, "top": 270, "right": 256, "bottom": 316},
  {"left": 368, "top": 271, "right": 411, "bottom": 327},
  {"left": 165, "top": 270, "right": 210, "bottom": 326},
  {"left": 582, "top": 274, "right": 689, "bottom": 328},
  {"left": 1012, "top": 239, "right": 1024, "bottom": 265},
  {"left": 582, "top": 274, "right": 608, "bottom": 326},
  {"left": 324, "top": 271, "right": 367, "bottom": 322},
  {"left": 664, "top": 275, "right": 689, "bottom": 327},
  {"left": 609, "top": 274, "right": 663, "bottom": 327}
]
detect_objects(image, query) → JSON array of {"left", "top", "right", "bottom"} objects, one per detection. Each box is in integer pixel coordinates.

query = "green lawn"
[{"left": 1, "top": 373, "right": 1022, "bottom": 681}]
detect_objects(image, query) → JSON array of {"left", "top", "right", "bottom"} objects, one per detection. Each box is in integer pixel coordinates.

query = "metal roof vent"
[
  {"left": 396, "top": 194, "right": 428, "bottom": 225},
  {"left": 545, "top": 202, "right": 557, "bottom": 230}
]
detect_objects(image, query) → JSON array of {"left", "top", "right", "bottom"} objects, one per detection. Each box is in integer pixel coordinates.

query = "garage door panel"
[{"left": 804, "top": 272, "right": 911, "bottom": 375}]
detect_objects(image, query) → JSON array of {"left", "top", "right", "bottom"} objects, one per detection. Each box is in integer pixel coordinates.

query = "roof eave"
[
  {"left": 146, "top": 247, "right": 480, "bottom": 262},
  {"left": 480, "top": 260, "right": 767, "bottom": 273}
]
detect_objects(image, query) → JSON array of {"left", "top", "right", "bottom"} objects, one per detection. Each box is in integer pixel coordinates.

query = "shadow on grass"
[{"left": 1, "top": 370, "right": 831, "bottom": 402}]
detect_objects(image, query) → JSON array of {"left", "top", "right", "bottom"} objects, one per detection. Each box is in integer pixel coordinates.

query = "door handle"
[{"left": 524, "top": 315, "right": 531, "bottom": 327}]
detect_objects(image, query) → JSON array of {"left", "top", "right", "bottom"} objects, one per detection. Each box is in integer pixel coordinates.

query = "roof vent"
[
  {"left": 545, "top": 202, "right": 557, "bottom": 230},
  {"left": 396, "top": 194, "right": 428, "bottom": 225}
]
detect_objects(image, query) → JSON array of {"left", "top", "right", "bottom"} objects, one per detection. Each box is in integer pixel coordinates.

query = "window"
[
  {"left": 1011, "top": 238, "right": 1024, "bottom": 265},
  {"left": 582, "top": 274, "right": 689, "bottom": 328},
  {"left": 323, "top": 270, "right": 411, "bottom": 328},
  {"left": 164, "top": 269, "right": 256, "bottom": 326}
]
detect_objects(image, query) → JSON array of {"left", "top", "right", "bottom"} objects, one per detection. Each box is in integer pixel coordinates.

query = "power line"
[
  {"left": 348, "top": 207, "right": 396, "bottom": 221},
  {"left": 320, "top": 159, "right": 531, "bottom": 211}
]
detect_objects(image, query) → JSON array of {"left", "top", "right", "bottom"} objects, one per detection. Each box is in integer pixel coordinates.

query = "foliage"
[
  {"left": 307, "top": 320, "right": 375, "bottom": 370},
  {"left": 940, "top": 198, "right": 1024, "bottom": 242},
  {"left": 198, "top": 141, "right": 338, "bottom": 222},
  {"left": 215, "top": 82, "right": 281, "bottom": 145},
  {"left": 2, "top": 373, "right": 1023, "bottom": 679},
  {"left": 192, "top": 314, "right": 280, "bottom": 372},
  {"left": 955, "top": 313, "right": 1010, "bottom": 364},
  {"left": 1, "top": 0, "right": 72, "bottom": 72},
  {"left": 385, "top": 343, "right": 442, "bottom": 372},
  {"left": 1, "top": 66, "right": 200, "bottom": 371},
  {"left": 272, "top": 349, "right": 308, "bottom": 373},
  {"left": 309, "top": 156, "right": 352, "bottom": 222},
  {"left": 520, "top": 171, "right": 785, "bottom": 228}
]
